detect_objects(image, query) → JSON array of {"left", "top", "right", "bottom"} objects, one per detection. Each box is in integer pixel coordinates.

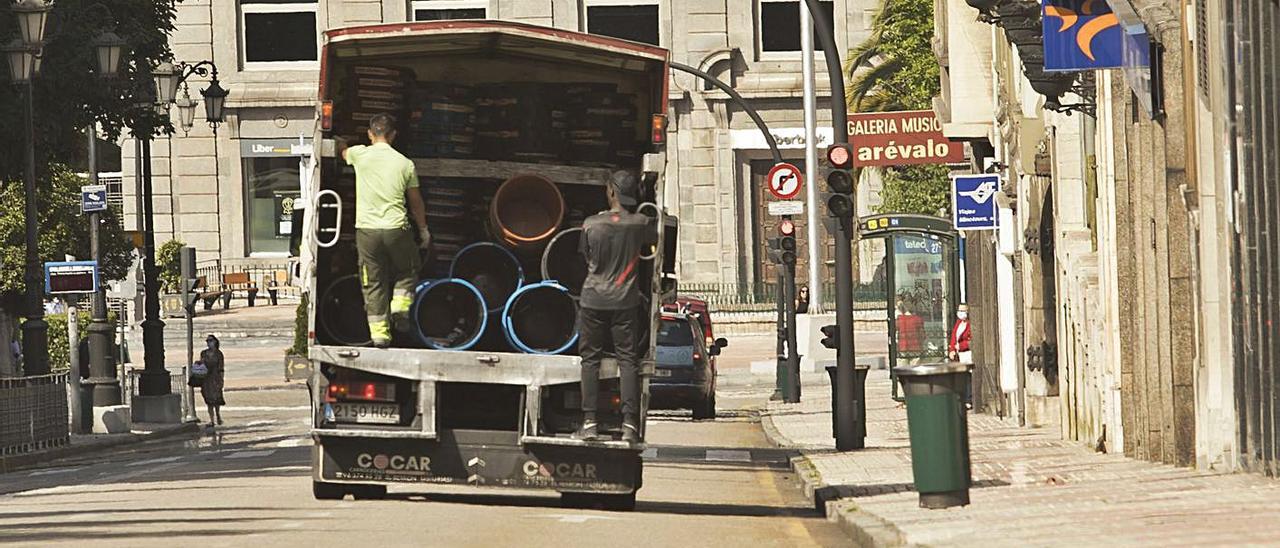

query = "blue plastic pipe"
[
  {"left": 501, "top": 281, "right": 579, "bottom": 355},
  {"left": 412, "top": 278, "right": 489, "bottom": 351}
]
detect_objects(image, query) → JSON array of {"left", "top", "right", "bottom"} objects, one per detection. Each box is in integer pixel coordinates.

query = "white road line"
[
  {"left": 704, "top": 449, "right": 753, "bottom": 462},
  {"left": 127, "top": 456, "right": 183, "bottom": 467},
  {"left": 245, "top": 419, "right": 278, "bottom": 427},
  {"left": 224, "top": 449, "right": 277, "bottom": 459},
  {"left": 25, "top": 466, "right": 86, "bottom": 477},
  {"left": 276, "top": 437, "right": 310, "bottom": 448},
  {"left": 222, "top": 406, "right": 311, "bottom": 411}
]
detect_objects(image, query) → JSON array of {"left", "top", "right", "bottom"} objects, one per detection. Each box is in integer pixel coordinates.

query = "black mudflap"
[{"left": 315, "top": 430, "right": 640, "bottom": 494}]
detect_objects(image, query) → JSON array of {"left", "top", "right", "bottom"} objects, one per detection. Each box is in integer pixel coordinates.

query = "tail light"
[
  {"left": 651, "top": 114, "right": 667, "bottom": 145},
  {"left": 320, "top": 101, "right": 333, "bottom": 131},
  {"left": 326, "top": 381, "right": 395, "bottom": 402},
  {"left": 693, "top": 352, "right": 702, "bottom": 361}
]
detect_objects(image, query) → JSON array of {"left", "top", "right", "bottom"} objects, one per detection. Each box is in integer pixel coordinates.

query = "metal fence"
[
  {"left": 678, "top": 281, "right": 888, "bottom": 311},
  {"left": 0, "top": 373, "right": 70, "bottom": 456},
  {"left": 123, "top": 367, "right": 188, "bottom": 408}
]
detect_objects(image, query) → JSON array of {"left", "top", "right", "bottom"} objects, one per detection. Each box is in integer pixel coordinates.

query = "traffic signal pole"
[
  {"left": 785, "top": 257, "right": 801, "bottom": 403},
  {"left": 802, "top": 0, "right": 861, "bottom": 451}
]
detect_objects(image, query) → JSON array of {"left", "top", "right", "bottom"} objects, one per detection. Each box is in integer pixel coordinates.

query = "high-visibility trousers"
[{"left": 356, "top": 227, "right": 420, "bottom": 344}]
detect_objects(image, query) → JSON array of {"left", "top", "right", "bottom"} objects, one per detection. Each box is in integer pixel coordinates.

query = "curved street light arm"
[{"left": 669, "top": 61, "right": 783, "bottom": 166}]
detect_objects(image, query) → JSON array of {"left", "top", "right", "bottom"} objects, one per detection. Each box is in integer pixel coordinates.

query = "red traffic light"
[
  {"left": 778, "top": 219, "right": 796, "bottom": 236},
  {"left": 826, "top": 144, "right": 853, "bottom": 169}
]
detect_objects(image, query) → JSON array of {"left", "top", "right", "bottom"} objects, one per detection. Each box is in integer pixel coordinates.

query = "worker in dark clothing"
[
  {"left": 575, "top": 170, "right": 653, "bottom": 443},
  {"left": 340, "top": 114, "right": 430, "bottom": 347}
]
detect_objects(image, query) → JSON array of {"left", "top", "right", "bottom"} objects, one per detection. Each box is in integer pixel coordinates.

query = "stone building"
[{"left": 121, "top": 0, "right": 883, "bottom": 296}]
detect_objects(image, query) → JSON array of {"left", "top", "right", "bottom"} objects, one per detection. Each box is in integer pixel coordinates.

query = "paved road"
[{"left": 0, "top": 378, "right": 847, "bottom": 547}]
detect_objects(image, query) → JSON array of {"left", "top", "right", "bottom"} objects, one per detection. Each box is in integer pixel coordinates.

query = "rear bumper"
[
  {"left": 313, "top": 429, "right": 641, "bottom": 494},
  {"left": 650, "top": 382, "right": 708, "bottom": 407}
]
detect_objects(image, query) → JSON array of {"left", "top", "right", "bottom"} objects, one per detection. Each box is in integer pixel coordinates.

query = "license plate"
[
  {"left": 331, "top": 403, "right": 400, "bottom": 424},
  {"left": 654, "top": 369, "right": 673, "bottom": 378}
]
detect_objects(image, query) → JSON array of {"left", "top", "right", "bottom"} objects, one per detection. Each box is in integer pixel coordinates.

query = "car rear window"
[{"left": 657, "top": 319, "right": 694, "bottom": 346}]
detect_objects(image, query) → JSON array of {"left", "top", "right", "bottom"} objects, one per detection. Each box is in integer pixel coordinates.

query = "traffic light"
[
  {"left": 778, "top": 219, "right": 797, "bottom": 266},
  {"left": 825, "top": 144, "right": 854, "bottom": 218},
  {"left": 183, "top": 278, "right": 200, "bottom": 311},
  {"left": 820, "top": 324, "right": 839, "bottom": 349},
  {"left": 766, "top": 237, "right": 783, "bottom": 264},
  {"left": 180, "top": 247, "right": 198, "bottom": 311}
]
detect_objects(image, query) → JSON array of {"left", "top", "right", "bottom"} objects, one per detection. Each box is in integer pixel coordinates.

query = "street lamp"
[
  {"left": 92, "top": 30, "right": 125, "bottom": 76},
  {"left": 200, "top": 78, "right": 229, "bottom": 129},
  {"left": 152, "top": 60, "right": 179, "bottom": 105},
  {"left": 11, "top": 0, "right": 50, "bottom": 47},
  {"left": 1, "top": 38, "right": 36, "bottom": 83},
  {"left": 174, "top": 85, "right": 197, "bottom": 135}
]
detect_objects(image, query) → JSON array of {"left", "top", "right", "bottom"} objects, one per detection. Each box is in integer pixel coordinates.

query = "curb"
[
  {"left": 760, "top": 407, "right": 911, "bottom": 548},
  {"left": 0, "top": 422, "right": 200, "bottom": 475}
]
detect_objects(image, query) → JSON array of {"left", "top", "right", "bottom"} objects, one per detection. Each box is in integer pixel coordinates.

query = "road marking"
[
  {"left": 127, "top": 456, "right": 183, "bottom": 467},
  {"left": 533, "top": 514, "right": 621, "bottom": 523},
  {"left": 704, "top": 450, "right": 752, "bottom": 462},
  {"left": 640, "top": 448, "right": 658, "bottom": 459},
  {"left": 25, "top": 466, "right": 86, "bottom": 477},
  {"left": 222, "top": 406, "right": 311, "bottom": 411},
  {"left": 245, "top": 419, "right": 278, "bottom": 427},
  {"left": 277, "top": 437, "right": 310, "bottom": 448},
  {"left": 225, "top": 450, "right": 277, "bottom": 459}
]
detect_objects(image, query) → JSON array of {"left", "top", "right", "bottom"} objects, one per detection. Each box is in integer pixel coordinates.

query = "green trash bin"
[{"left": 892, "top": 362, "right": 971, "bottom": 509}]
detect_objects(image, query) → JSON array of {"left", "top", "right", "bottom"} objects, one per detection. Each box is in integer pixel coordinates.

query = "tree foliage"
[
  {"left": 0, "top": 0, "right": 179, "bottom": 180},
  {"left": 0, "top": 166, "right": 135, "bottom": 309},
  {"left": 157, "top": 239, "right": 185, "bottom": 293},
  {"left": 847, "top": 0, "right": 951, "bottom": 216}
]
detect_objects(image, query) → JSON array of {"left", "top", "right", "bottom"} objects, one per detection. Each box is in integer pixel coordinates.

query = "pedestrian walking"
[
  {"left": 948, "top": 304, "right": 972, "bottom": 364},
  {"left": 796, "top": 286, "right": 810, "bottom": 314},
  {"left": 200, "top": 335, "right": 226, "bottom": 427},
  {"left": 575, "top": 170, "right": 654, "bottom": 443},
  {"left": 340, "top": 113, "right": 430, "bottom": 347}
]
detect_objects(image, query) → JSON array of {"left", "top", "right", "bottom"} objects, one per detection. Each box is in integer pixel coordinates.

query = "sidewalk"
[
  {"left": 762, "top": 370, "right": 1280, "bottom": 547},
  {"left": 0, "top": 421, "right": 198, "bottom": 474}
]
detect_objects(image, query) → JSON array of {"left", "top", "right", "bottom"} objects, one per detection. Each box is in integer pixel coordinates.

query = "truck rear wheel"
[
  {"left": 351, "top": 484, "right": 388, "bottom": 500},
  {"left": 313, "top": 481, "right": 345, "bottom": 500},
  {"left": 561, "top": 491, "right": 637, "bottom": 512}
]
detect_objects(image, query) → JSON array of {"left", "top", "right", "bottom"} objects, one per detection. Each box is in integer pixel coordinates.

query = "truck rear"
[{"left": 300, "top": 21, "right": 673, "bottom": 510}]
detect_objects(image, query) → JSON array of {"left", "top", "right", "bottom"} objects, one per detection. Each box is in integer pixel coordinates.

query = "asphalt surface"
[{"left": 0, "top": 374, "right": 848, "bottom": 547}]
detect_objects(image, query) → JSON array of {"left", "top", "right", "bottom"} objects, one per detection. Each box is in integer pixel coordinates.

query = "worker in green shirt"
[{"left": 340, "top": 113, "right": 430, "bottom": 347}]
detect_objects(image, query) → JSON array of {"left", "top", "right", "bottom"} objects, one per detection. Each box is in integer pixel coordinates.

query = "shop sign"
[
  {"left": 730, "top": 127, "right": 833, "bottom": 150},
  {"left": 847, "top": 111, "right": 964, "bottom": 167},
  {"left": 241, "top": 138, "right": 314, "bottom": 158},
  {"left": 273, "top": 192, "right": 300, "bottom": 237},
  {"left": 1043, "top": 0, "right": 1124, "bottom": 71}
]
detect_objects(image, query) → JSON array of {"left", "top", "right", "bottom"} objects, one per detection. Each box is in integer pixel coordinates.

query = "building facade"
[
  {"left": 123, "top": 0, "right": 882, "bottom": 296},
  {"left": 935, "top": 0, "right": 1280, "bottom": 474}
]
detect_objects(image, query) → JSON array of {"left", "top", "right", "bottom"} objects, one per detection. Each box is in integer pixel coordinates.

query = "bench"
[
  {"left": 265, "top": 269, "right": 293, "bottom": 306},
  {"left": 219, "top": 272, "right": 259, "bottom": 308},
  {"left": 193, "top": 276, "right": 227, "bottom": 311}
]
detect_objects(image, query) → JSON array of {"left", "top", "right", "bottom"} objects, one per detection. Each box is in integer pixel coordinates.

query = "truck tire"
[
  {"left": 313, "top": 481, "right": 346, "bottom": 500},
  {"left": 692, "top": 393, "right": 716, "bottom": 420},
  {"left": 351, "top": 484, "right": 388, "bottom": 500},
  {"left": 561, "top": 491, "right": 637, "bottom": 512}
]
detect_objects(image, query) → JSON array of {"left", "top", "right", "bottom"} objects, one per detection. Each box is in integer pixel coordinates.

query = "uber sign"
[{"left": 951, "top": 174, "right": 1000, "bottom": 231}]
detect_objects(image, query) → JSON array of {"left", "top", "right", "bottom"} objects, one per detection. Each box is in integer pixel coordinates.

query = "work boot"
[
  {"left": 621, "top": 421, "right": 640, "bottom": 444},
  {"left": 370, "top": 339, "right": 391, "bottom": 349},
  {"left": 574, "top": 422, "right": 600, "bottom": 441}
]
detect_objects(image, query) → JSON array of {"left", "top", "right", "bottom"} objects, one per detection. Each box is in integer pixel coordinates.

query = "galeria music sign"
[{"left": 847, "top": 110, "right": 964, "bottom": 167}]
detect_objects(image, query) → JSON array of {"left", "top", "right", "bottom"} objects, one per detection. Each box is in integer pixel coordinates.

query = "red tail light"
[
  {"left": 693, "top": 353, "right": 702, "bottom": 361},
  {"left": 320, "top": 101, "right": 333, "bottom": 131},
  {"left": 651, "top": 114, "right": 667, "bottom": 145},
  {"left": 326, "top": 381, "right": 395, "bottom": 402}
]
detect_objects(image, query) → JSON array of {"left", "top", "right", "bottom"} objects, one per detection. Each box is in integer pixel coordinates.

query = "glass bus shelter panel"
[{"left": 891, "top": 234, "right": 951, "bottom": 364}]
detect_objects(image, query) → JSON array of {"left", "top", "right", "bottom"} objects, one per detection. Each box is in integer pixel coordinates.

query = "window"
[
  {"left": 759, "top": 0, "right": 835, "bottom": 53},
  {"left": 586, "top": 1, "right": 660, "bottom": 46},
  {"left": 244, "top": 157, "right": 302, "bottom": 255},
  {"left": 657, "top": 319, "right": 696, "bottom": 347},
  {"left": 241, "top": 0, "right": 318, "bottom": 67},
  {"left": 412, "top": 0, "right": 487, "bottom": 21}
]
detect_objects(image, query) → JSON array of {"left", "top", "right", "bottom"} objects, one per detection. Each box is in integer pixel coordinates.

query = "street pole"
[
  {"left": 67, "top": 301, "right": 87, "bottom": 434},
  {"left": 785, "top": 259, "right": 801, "bottom": 403},
  {"left": 772, "top": 267, "right": 786, "bottom": 401},
  {"left": 86, "top": 126, "right": 121, "bottom": 406},
  {"left": 20, "top": 82, "right": 49, "bottom": 376},
  {"left": 138, "top": 136, "right": 169, "bottom": 395},
  {"left": 801, "top": 0, "right": 860, "bottom": 451},
  {"left": 181, "top": 247, "right": 197, "bottom": 423},
  {"left": 800, "top": 0, "right": 822, "bottom": 313}
]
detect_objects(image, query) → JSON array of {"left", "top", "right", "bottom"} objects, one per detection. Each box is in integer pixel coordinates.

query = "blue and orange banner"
[{"left": 1042, "top": 0, "right": 1124, "bottom": 71}]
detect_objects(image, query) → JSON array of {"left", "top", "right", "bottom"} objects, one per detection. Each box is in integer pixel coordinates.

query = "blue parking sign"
[
  {"left": 81, "top": 184, "right": 107, "bottom": 213},
  {"left": 951, "top": 174, "right": 999, "bottom": 231}
]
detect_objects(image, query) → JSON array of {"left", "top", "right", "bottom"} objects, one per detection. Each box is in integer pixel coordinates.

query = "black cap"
[{"left": 608, "top": 170, "right": 639, "bottom": 208}]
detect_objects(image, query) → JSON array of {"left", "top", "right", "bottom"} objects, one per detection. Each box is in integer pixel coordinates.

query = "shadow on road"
[{"left": 390, "top": 491, "right": 820, "bottom": 519}]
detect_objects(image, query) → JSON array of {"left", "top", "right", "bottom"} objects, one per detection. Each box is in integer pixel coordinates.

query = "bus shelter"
[{"left": 858, "top": 214, "right": 961, "bottom": 400}]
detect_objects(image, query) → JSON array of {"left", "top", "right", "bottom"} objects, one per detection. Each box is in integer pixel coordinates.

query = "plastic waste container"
[{"left": 892, "top": 361, "right": 971, "bottom": 509}]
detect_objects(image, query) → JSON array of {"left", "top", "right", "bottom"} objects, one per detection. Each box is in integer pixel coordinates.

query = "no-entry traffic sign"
[{"left": 766, "top": 162, "right": 803, "bottom": 200}]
